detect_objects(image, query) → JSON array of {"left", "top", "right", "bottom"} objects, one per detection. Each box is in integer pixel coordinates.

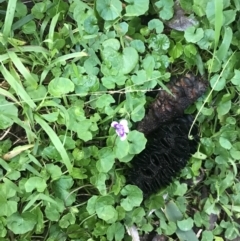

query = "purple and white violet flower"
[{"left": 111, "top": 119, "right": 129, "bottom": 141}]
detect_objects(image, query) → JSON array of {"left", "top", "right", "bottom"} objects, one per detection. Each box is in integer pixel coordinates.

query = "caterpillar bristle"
[{"left": 128, "top": 115, "right": 199, "bottom": 197}]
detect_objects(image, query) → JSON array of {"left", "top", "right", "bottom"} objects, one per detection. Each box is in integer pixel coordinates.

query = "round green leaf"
[
  {"left": 148, "top": 19, "right": 164, "bottom": 33},
  {"left": 45, "top": 202, "right": 61, "bottom": 221},
  {"left": 165, "top": 221, "right": 177, "bottom": 235},
  {"left": 77, "top": 119, "right": 93, "bottom": 142},
  {"left": 28, "top": 84, "right": 47, "bottom": 100},
  {"left": 219, "top": 137, "right": 232, "bottom": 150},
  {"left": 210, "top": 75, "right": 226, "bottom": 91},
  {"left": 122, "top": 47, "right": 139, "bottom": 74},
  {"left": 230, "top": 148, "right": 240, "bottom": 159},
  {"left": 7, "top": 212, "right": 37, "bottom": 234},
  {"left": 120, "top": 185, "right": 143, "bottom": 211},
  {"left": 96, "top": 205, "right": 117, "bottom": 222},
  {"left": 192, "top": 151, "right": 207, "bottom": 160},
  {"left": 201, "top": 230, "right": 214, "bottom": 241},
  {"left": 0, "top": 200, "right": 17, "bottom": 217},
  {"left": 197, "top": 29, "right": 215, "bottom": 50},
  {"left": 95, "top": 196, "right": 117, "bottom": 222},
  {"left": 83, "top": 16, "right": 99, "bottom": 34},
  {"left": 22, "top": 21, "right": 36, "bottom": 34},
  {"left": 224, "top": 224, "right": 238, "bottom": 240},
  {"left": 102, "top": 38, "right": 120, "bottom": 51},
  {"left": 184, "top": 27, "right": 204, "bottom": 43},
  {"left": 95, "top": 94, "right": 115, "bottom": 108},
  {"left": 125, "top": 0, "right": 149, "bottom": 16},
  {"left": 124, "top": 93, "right": 146, "bottom": 122},
  {"left": 86, "top": 196, "right": 98, "bottom": 215},
  {"left": 217, "top": 100, "right": 231, "bottom": 116},
  {"left": 128, "top": 131, "right": 147, "bottom": 154},
  {"left": 101, "top": 47, "right": 122, "bottom": 71},
  {"left": 130, "top": 40, "right": 145, "bottom": 53},
  {"left": 25, "top": 177, "right": 47, "bottom": 192},
  {"left": 149, "top": 34, "right": 170, "bottom": 51},
  {"left": 90, "top": 173, "right": 108, "bottom": 195},
  {"left": 96, "top": 0, "right": 122, "bottom": 21},
  {"left": 48, "top": 77, "right": 75, "bottom": 96},
  {"left": 59, "top": 213, "right": 76, "bottom": 228},
  {"left": 31, "top": 2, "right": 47, "bottom": 19},
  {"left": 114, "top": 138, "right": 129, "bottom": 159},
  {"left": 131, "top": 70, "right": 147, "bottom": 85},
  {"left": 155, "top": 0, "right": 174, "bottom": 20},
  {"left": 70, "top": 167, "right": 88, "bottom": 179},
  {"left": 173, "top": 182, "right": 188, "bottom": 196},
  {"left": 231, "top": 69, "right": 240, "bottom": 86},
  {"left": 97, "top": 147, "right": 115, "bottom": 173},
  {"left": 131, "top": 207, "right": 145, "bottom": 224},
  {"left": 177, "top": 218, "right": 194, "bottom": 231},
  {"left": 115, "top": 22, "right": 128, "bottom": 36},
  {"left": 52, "top": 176, "right": 75, "bottom": 206},
  {"left": 169, "top": 42, "right": 183, "bottom": 59},
  {"left": 107, "top": 222, "right": 125, "bottom": 241}
]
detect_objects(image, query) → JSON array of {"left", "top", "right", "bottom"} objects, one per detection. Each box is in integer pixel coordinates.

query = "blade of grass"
[
  {"left": 40, "top": 68, "right": 51, "bottom": 84},
  {"left": 40, "top": 16, "right": 51, "bottom": 41},
  {"left": 0, "top": 53, "right": 9, "bottom": 63},
  {"left": 23, "top": 194, "right": 41, "bottom": 213},
  {"left": 23, "top": 193, "right": 58, "bottom": 212},
  {"left": 8, "top": 51, "right": 38, "bottom": 87},
  {"left": 37, "top": 100, "right": 70, "bottom": 130},
  {"left": 34, "top": 114, "right": 72, "bottom": 172},
  {"left": 3, "top": 144, "right": 34, "bottom": 160},
  {"left": 28, "top": 153, "right": 43, "bottom": 168},
  {"left": 48, "top": 13, "right": 60, "bottom": 50},
  {"left": 2, "top": 0, "right": 17, "bottom": 39},
  {"left": 0, "top": 63, "right": 36, "bottom": 109},
  {"left": 51, "top": 51, "right": 88, "bottom": 66},
  {"left": 25, "top": 163, "right": 41, "bottom": 177},
  {"left": 9, "top": 46, "right": 49, "bottom": 64},
  {"left": 0, "top": 48, "right": 47, "bottom": 62},
  {"left": 36, "top": 100, "right": 70, "bottom": 147},
  {"left": 214, "top": 0, "right": 223, "bottom": 49},
  {"left": 36, "top": 100, "right": 70, "bottom": 152},
  {"left": 209, "top": 0, "right": 223, "bottom": 74},
  {"left": 216, "top": 27, "right": 233, "bottom": 61},
  {"left": 0, "top": 158, "right": 11, "bottom": 172},
  {"left": 9, "top": 46, "right": 49, "bottom": 53},
  {"left": 0, "top": 87, "right": 20, "bottom": 104},
  {"left": 12, "top": 14, "right": 35, "bottom": 30}
]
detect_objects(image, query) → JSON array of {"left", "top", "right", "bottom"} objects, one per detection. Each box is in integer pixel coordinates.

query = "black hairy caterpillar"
[
  {"left": 137, "top": 73, "right": 208, "bottom": 136},
  {"left": 128, "top": 115, "right": 199, "bottom": 196},
  {"left": 128, "top": 73, "right": 208, "bottom": 196}
]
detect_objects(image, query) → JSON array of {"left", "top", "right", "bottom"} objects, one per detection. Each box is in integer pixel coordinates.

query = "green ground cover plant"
[{"left": 0, "top": 0, "right": 240, "bottom": 240}]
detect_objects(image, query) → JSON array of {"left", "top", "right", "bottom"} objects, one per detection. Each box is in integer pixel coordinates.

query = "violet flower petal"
[
  {"left": 111, "top": 119, "right": 129, "bottom": 141},
  {"left": 120, "top": 133, "right": 127, "bottom": 141},
  {"left": 119, "top": 119, "right": 129, "bottom": 133},
  {"left": 111, "top": 121, "right": 118, "bottom": 128}
]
